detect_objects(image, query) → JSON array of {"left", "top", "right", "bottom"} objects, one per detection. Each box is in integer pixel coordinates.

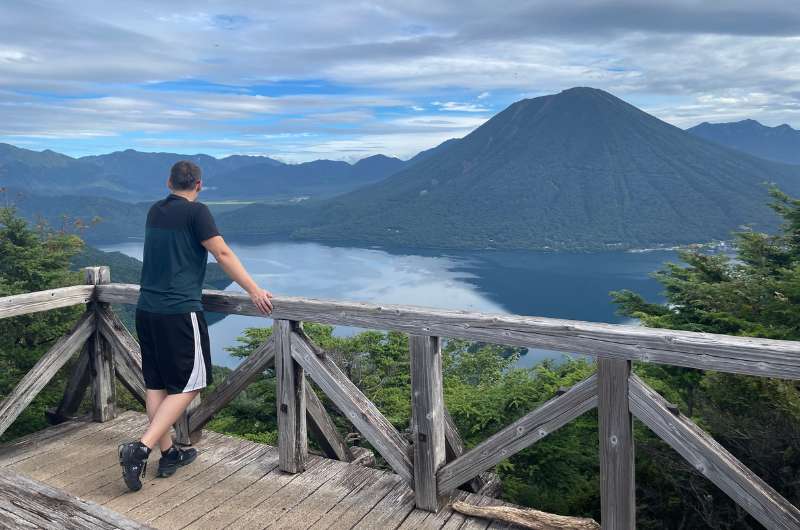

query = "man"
[{"left": 118, "top": 160, "right": 273, "bottom": 492}]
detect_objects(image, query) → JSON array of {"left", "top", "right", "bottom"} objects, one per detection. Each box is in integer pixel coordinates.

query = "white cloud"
[
  {"left": 0, "top": 0, "right": 799, "bottom": 158},
  {"left": 432, "top": 101, "right": 489, "bottom": 112}
]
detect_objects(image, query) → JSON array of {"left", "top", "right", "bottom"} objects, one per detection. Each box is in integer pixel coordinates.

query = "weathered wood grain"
[
  {"left": 438, "top": 375, "right": 598, "bottom": 493},
  {"left": 443, "top": 408, "right": 494, "bottom": 494},
  {"left": 0, "top": 284, "right": 94, "bottom": 320},
  {"left": 25, "top": 415, "right": 148, "bottom": 484},
  {"left": 0, "top": 311, "right": 94, "bottom": 438},
  {"left": 129, "top": 443, "right": 261, "bottom": 523},
  {"left": 76, "top": 432, "right": 230, "bottom": 505},
  {"left": 311, "top": 471, "right": 401, "bottom": 529},
  {"left": 104, "top": 436, "right": 252, "bottom": 515},
  {"left": 0, "top": 414, "right": 97, "bottom": 466},
  {"left": 96, "top": 283, "right": 800, "bottom": 380},
  {"left": 269, "top": 463, "right": 375, "bottom": 529},
  {"left": 275, "top": 320, "right": 308, "bottom": 473},
  {"left": 150, "top": 444, "right": 276, "bottom": 529},
  {"left": 50, "top": 342, "right": 92, "bottom": 423},
  {"left": 0, "top": 411, "right": 548, "bottom": 530},
  {"left": 86, "top": 266, "right": 116, "bottom": 423},
  {"left": 0, "top": 468, "right": 152, "bottom": 530},
  {"left": 290, "top": 329, "right": 414, "bottom": 484},
  {"left": 351, "top": 475, "right": 416, "bottom": 530},
  {"left": 410, "top": 334, "right": 446, "bottom": 512},
  {"left": 305, "top": 380, "right": 353, "bottom": 462},
  {"left": 183, "top": 454, "right": 323, "bottom": 530},
  {"left": 452, "top": 501, "right": 600, "bottom": 530},
  {"left": 188, "top": 336, "right": 275, "bottom": 432},
  {"left": 597, "top": 359, "right": 634, "bottom": 530},
  {"left": 174, "top": 393, "right": 202, "bottom": 446},
  {"left": 186, "top": 332, "right": 352, "bottom": 462},
  {"left": 233, "top": 457, "right": 342, "bottom": 530},
  {"left": 293, "top": 323, "right": 354, "bottom": 462},
  {"left": 629, "top": 375, "right": 800, "bottom": 530},
  {"left": 97, "top": 307, "right": 146, "bottom": 405}
]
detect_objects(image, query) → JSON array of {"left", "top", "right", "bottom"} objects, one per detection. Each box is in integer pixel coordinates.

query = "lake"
[{"left": 99, "top": 240, "right": 678, "bottom": 369}]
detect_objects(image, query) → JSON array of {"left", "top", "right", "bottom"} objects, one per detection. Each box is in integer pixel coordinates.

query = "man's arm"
[{"left": 201, "top": 235, "right": 273, "bottom": 314}]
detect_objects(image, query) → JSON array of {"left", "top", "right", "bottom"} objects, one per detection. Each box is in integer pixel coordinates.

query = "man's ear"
[{"left": 196, "top": 180, "right": 202, "bottom": 192}]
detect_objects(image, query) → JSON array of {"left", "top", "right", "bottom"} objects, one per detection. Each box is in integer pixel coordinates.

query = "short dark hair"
[{"left": 169, "top": 160, "right": 202, "bottom": 191}]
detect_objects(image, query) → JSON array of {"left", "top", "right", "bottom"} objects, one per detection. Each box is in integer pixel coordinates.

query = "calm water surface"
[{"left": 100, "top": 240, "right": 678, "bottom": 369}]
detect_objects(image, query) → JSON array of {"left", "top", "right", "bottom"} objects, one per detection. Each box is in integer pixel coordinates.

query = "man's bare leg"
[
  {"left": 145, "top": 389, "right": 174, "bottom": 452},
  {"left": 140, "top": 390, "right": 199, "bottom": 450}
]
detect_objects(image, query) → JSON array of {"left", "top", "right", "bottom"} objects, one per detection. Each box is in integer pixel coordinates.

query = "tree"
[
  {"left": 0, "top": 205, "right": 85, "bottom": 440},
  {"left": 612, "top": 187, "right": 800, "bottom": 529}
]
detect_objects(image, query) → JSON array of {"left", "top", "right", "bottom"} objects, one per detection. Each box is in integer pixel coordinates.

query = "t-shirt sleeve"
[{"left": 192, "top": 203, "right": 221, "bottom": 243}]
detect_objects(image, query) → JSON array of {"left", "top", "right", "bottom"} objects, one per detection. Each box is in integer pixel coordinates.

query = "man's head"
[{"left": 168, "top": 160, "right": 202, "bottom": 195}]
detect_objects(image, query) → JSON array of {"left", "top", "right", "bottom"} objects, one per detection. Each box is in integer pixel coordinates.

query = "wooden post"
[
  {"left": 48, "top": 345, "right": 92, "bottom": 424},
  {"left": 86, "top": 266, "right": 116, "bottom": 422},
  {"left": 598, "top": 358, "right": 635, "bottom": 529},
  {"left": 174, "top": 393, "right": 201, "bottom": 446},
  {"left": 410, "top": 334, "right": 446, "bottom": 512},
  {"left": 275, "top": 319, "right": 307, "bottom": 473}
]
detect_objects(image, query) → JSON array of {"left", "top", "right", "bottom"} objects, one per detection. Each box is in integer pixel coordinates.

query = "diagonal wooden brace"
[
  {"left": 290, "top": 329, "right": 414, "bottom": 484},
  {"left": 629, "top": 374, "right": 800, "bottom": 530},
  {"left": 0, "top": 311, "right": 95, "bottom": 438}
]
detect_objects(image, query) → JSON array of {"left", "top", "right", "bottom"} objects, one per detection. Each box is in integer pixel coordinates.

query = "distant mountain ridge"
[
  {"left": 218, "top": 87, "right": 800, "bottom": 250},
  {"left": 687, "top": 119, "right": 800, "bottom": 165},
  {"left": 0, "top": 144, "right": 407, "bottom": 201},
  {"left": 7, "top": 87, "right": 800, "bottom": 251}
]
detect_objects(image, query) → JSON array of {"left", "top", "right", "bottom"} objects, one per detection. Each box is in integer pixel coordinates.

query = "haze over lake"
[{"left": 100, "top": 240, "right": 676, "bottom": 369}]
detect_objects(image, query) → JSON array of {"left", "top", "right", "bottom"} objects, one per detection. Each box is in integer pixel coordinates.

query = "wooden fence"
[{"left": 2, "top": 265, "right": 800, "bottom": 528}]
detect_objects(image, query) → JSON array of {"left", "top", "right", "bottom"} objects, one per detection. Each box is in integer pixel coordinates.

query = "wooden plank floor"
[
  {"left": 0, "top": 468, "right": 149, "bottom": 529},
  {"left": 0, "top": 411, "right": 520, "bottom": 529}
]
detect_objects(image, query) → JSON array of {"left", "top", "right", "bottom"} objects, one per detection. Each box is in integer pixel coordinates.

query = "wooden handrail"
[
  {"left": 0, "top": 285, "right": 94, "bottom": 320},
  {"left": 5, "top": 272, "right": 800, "bottom": 524},
  {"left": 437, "top": 375, "right": 598, "bottom": 493},
  {"left": 6, "top": 283, "right": 800, "bottom": 381},
  {"left": 93, "top": 282, "right": 800, "bottom": 380}
]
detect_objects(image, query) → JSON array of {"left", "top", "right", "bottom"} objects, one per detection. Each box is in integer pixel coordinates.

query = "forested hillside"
[
  {"left": 3, "top": 182, "right": 800, "bottom": 528},
  {"left": 219, "top": 88, "right": 800, "bottom": 250},
  {"left": 688, "top": 119, "right": 800, "bottom": 165},
  {"left": 0, "top": 145, "right": 406, "bottom": 202}
]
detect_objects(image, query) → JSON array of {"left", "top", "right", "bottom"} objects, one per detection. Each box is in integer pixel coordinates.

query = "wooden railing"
[{"left": 2, "top": 265, "right": 800, "bottom": 528}]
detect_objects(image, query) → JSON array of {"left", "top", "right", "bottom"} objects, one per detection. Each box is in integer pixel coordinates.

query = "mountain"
[
  {"left": 208, "top": 154, "right": 405, "bottom": 199},
  {"left": 217, "top": 87, "right": 800, "bottom": 250},
  {"left": 0, "top": 146, "right": 406, "bottom": 202},
  {"left": 0, "top": 143, "right": 126, "bottom": 198},
  {"left": 687, "top": 119, "right": 800, "bottom": 165},
  {"left": 4, "top": 188, "right": 150, "bottom": 241}
]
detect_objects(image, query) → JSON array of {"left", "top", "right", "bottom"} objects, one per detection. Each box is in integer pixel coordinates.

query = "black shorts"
[{"left": 135, "top": 308, "right": 213, "bottom": 395}]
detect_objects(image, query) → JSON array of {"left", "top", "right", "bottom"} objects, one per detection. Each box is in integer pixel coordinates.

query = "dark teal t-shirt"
[{"left": 136, "top": 193, "right": 221, "bottom": 314}]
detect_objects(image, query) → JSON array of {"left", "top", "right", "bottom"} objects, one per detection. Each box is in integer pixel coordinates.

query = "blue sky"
[{"left": 1, "top": 1, "right": 799, "bottom": 162}]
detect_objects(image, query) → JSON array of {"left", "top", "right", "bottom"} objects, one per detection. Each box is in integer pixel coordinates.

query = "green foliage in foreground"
[
  {"left": 612, "top": 187, "right": 800, "bottom": 529},
  {"left": 3, "top": 187, "right": 800, "bottom": 529},
  {"left": 0, "top": 206, "right": 146, "bottom": 442},
  {"left": 204, "top": 324, "right": 601, "bottom": 517},
  {"left": 0, "top": 206, "right": 84, "bottom": 441}
]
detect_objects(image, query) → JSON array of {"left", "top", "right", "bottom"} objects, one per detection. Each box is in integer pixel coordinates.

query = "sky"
[{"left": 1, "top": 0, "right": 799, "bottom": 162}]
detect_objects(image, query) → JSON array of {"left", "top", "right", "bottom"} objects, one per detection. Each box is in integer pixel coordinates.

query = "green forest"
[{"left": 1, "top": 187, "right": 799, "bottom": 529}]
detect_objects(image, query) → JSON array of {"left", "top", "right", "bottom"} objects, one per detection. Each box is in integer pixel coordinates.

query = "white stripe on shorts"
[{"left": 182, "top": 311, "right": 207, "bottom": 392}]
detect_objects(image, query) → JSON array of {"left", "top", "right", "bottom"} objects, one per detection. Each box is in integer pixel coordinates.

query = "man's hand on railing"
[{"left": 249, "top": 288, "right": 273, "bottom": 315}]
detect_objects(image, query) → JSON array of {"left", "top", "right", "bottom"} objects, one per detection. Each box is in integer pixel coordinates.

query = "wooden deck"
[{"left": 0, "top": 411, "right": 519, "bottom": 529}]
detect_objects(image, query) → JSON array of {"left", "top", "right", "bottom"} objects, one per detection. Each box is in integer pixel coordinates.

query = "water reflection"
[{"left": 100, "top": 240, "right": 677, "bottom": 369}]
